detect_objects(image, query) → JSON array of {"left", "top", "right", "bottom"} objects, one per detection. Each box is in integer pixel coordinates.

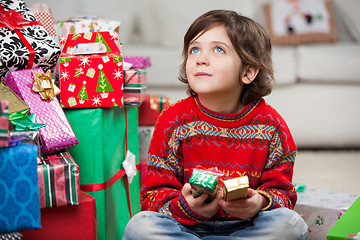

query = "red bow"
[
  {"left": 0, "top": 5, "right": 41, "bottom": 69},
  {"left": 0, "top": 9, "right": 40, "bottom": 31}
]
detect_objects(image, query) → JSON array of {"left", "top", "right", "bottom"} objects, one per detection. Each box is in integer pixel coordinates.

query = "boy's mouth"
[{"left": 195, "top": 72, "right": 212, "bottom": 78}]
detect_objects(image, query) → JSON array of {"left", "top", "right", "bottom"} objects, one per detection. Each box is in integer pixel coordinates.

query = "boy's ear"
[{"left": 241, "top": 65, "right": 259, "bottom": 84}]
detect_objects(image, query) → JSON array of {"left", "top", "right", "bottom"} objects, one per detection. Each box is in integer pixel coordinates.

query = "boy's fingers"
[
  {"left": 247, "top": 188, "right": 256, "bottom": 198},
  {"left": 182, "top": 183, "right": 192, "bottom": 196}
]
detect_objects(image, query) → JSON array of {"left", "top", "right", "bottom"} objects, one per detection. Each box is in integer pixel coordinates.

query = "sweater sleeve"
[
  {"left": 256, "top": 116, "right": 298, "bottom": 210},
  {"left": 139, "top": 106, "right": 205, "bottom": 225}
]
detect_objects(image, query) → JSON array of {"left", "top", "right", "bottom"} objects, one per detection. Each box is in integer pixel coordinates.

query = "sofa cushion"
[
  {"left": 272, "top": 46, "right": 297, "bottom": 85},
  {"left": 265, "top": 83, "right": 360, "bottom": 148},
  {"left": 263, "top": 0, "right": 337, "bottom": 45},
  {"left": 297, "top": 43, "right": 360, "bottom": 83},
  {"left": 136, "top": 0, "right": 254, "bottom": 47}
]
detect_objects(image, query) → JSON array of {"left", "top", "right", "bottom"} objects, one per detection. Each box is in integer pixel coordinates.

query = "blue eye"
[
  {"left": 214, "top": 47, "right": 224, "bottom": 53},
  {"left": 190, "top": 47, "right": 200, "bottom": 54}
]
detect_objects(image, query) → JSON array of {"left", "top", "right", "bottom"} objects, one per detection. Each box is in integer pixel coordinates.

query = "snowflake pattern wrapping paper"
[
  {"left": 59, "top": 32, "right": 123, "bottom": 108},
  {"left": 0, "top": 0, "right": 60, "bottom": 80},
  {"left": 3, "top": 68, "right": 78, "bottom": 155}
]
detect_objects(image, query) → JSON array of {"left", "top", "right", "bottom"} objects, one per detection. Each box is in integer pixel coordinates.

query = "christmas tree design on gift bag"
[
  {"left": 77, "top": 81, "right": 89, "bottom": 104},
  {"left": 96, "top": 32, "right": 111, "bottom": 52},
  {"left": 96, "top": 65, "right": 114, "bottom": 99}
]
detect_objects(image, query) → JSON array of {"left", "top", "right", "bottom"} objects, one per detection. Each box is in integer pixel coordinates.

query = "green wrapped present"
[
  {"left": 190, "top": 168, "right": 219, "bottom": 202},
  {"left": 65, "top": 107, "right": 140, "bottom": 240}
]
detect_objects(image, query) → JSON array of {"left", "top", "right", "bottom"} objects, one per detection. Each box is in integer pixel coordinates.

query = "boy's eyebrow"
[
  {"left": 212, "top": 41, "right": 230, "bottom": 48},
  {"left": 189, "top": 40, "right": 230, "bottom": 48}
]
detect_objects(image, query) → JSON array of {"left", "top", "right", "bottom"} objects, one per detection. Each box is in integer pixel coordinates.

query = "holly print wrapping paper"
[{"left": 59, "top": 31, "right": 123, "bottom": 108}]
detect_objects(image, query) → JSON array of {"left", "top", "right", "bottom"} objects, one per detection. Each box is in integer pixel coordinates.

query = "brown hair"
[{"left": 179, "top": 10, "right": 274, "bottom": 105}]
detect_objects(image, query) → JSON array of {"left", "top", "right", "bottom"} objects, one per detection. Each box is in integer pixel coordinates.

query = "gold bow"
[{"left": 32, "top": 70, "right": 60, "bottom": 101}]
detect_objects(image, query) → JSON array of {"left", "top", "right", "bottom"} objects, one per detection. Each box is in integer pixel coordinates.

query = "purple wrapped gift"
[
  {"left": 124, "top": 56, "right": 152, "bottom": 69},
  {"left": 3, "top": 68, "right": 78, "bottom": 155}
]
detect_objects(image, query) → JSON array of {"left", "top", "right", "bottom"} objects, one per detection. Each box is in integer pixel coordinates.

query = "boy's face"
[{"left": 186, "top": 25, "right": 243, "bottom": 99}]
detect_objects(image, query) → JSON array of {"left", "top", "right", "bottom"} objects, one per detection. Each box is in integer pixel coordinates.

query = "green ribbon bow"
[{"left": 10, "top": 111, "right": 46, "bottom": 131}]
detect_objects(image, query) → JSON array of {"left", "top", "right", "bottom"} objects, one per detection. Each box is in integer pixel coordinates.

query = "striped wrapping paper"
[{"left": 37, "top": 151, "right": 80, "bottom": 208}]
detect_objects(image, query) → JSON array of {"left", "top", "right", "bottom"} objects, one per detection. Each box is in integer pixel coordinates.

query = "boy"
[{"left": 123, "top": 10, "right": 307, "bottom": 239}]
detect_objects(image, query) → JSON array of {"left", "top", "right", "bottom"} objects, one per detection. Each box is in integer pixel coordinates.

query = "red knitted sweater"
[{"left": 140, "top": 96, "right": 297, "bottom": 225}]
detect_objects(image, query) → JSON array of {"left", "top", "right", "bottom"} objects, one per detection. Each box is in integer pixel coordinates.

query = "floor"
[{"left": 293, "top": 150, "right": 360, "bottom": 196}]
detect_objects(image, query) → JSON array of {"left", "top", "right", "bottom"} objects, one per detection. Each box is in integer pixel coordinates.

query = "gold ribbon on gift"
[{"left": 32, "top": 70, "right": 60, "bottom": 101}]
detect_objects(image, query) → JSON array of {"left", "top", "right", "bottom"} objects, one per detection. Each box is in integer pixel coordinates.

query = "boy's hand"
[
  {"left": 218, "top": 188, "right": 268, "bottom": 220},
  {"left": 182, "top": 183, "right": 221, "bottom": 219}
]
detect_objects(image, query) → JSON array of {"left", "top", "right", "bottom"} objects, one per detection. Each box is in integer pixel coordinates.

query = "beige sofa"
[{"left": 27, "top": 0, "right": 360, "bottom": 149}]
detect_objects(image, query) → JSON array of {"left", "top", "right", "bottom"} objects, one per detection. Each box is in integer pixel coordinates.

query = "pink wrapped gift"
[
  {"left": 3, "top": 68, "right": 78, "bottom": 155},
  {"left": 124, "top": 56, "right": 152, "bottom": 69}
]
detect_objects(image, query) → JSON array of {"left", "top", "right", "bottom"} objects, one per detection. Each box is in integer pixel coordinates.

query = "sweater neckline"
[{"left": 194, "top": 96, "right": 261, "bottom": 122}]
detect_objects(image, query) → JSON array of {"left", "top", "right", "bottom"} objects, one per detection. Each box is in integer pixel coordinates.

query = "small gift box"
[
  {"left": 124, "top": 69, "right": 147, "bottom": 87},
  {"left": 0, "top": 0, "right": 60, "bottom": 80},
  {"left": 59, "top": 31, "right": 123, "bottom": 108},
  {"left": 124, "top": 56, "right": 152, "bottom": 69},
  {"left": 124, "top": 69, "right": 147, "bottom": 106},
  {"left": 138, "top": 94, "right": 170, "bottom": 126},
  {"left": 189, "top": 168, "right": 220, "bottom": 202},
  {"left": 3, "top": 68, "right": 78, "bottom": 155},
  {"left": 0, "top": 142, "right": 41, "bottom": 233},
  {"left": 0, "top": 100, "right": 9, "bottom": 148},
  {"left": 9, "top": 131, "right": 42, "bottom": 159},
  {"left": 56, "top": 16, "right": 120, "bottom": 47},
  {"left": 38, "top": 151, "right": 80, "bottom": 208},
  {"left": 124, "top": 87, "right": 147, "bottom": 107},
  {"left": 223, "top": 176, "right": 249, "bottom": 201},
  {"left": 21, "top": 191, "right": 96, "bottom": 240}
]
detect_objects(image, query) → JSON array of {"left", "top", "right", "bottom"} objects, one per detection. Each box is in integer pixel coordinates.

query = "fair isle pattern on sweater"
[{"left": 141, "top": 96, "right": 297, "bottom": 225}]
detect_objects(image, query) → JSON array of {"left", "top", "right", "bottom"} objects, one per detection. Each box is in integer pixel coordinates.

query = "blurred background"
[{"left": 25, "top": 0, "right": 360, "bottom": 195}]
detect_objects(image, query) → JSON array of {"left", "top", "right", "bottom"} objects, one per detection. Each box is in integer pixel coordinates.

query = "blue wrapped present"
[{"left": 0, "top": 142, "right": 41, "bottom": 233}]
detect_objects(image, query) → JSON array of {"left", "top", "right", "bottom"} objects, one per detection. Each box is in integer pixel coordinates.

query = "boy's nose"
[{"left": 196, "top": 54, "right": 209, "bottom": 66}]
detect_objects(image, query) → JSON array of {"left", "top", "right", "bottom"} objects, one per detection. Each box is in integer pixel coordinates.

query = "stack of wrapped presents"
[{"left": 0, "top": 1, "right": 149, "bottom": 239}]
